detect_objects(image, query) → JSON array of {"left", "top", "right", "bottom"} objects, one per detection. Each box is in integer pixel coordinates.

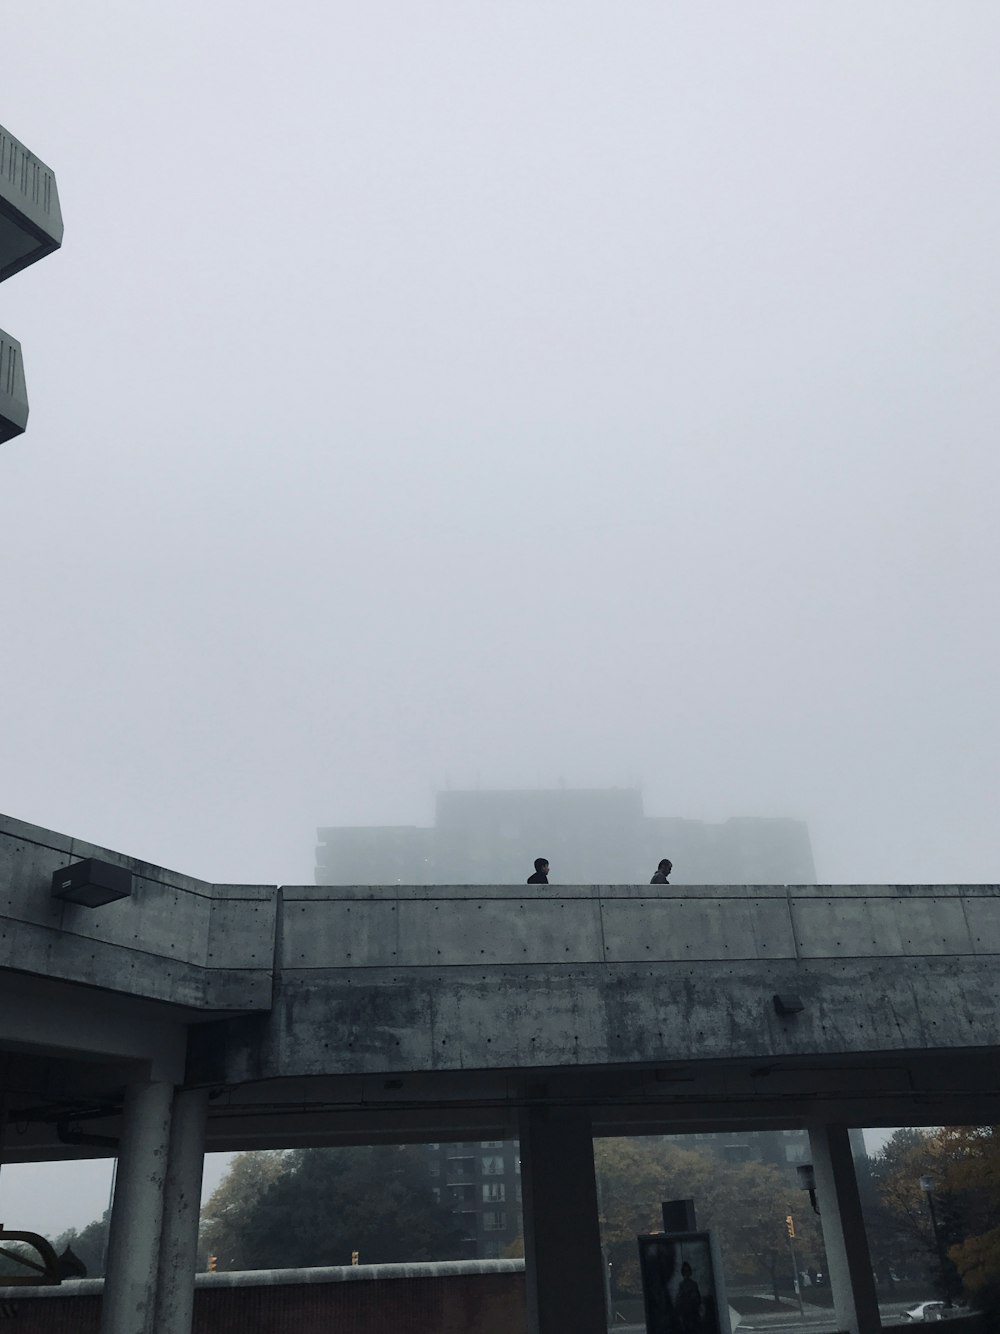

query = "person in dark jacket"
[
  {"left": 650, "top": 858, "right": 672, "bottom": 884},
  {"left": 527, "top": 858, "right": 549, "bottom": 884}
]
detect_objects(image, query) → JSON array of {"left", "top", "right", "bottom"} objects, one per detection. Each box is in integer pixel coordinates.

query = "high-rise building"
[
  {"left": 316, "top": 788, "right": 816, "bottom": 886},
  {"left": 425, "top": 1140, "right": 521, "bottom": 1260}
]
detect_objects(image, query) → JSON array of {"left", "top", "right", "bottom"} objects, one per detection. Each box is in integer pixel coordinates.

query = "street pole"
[
  {"left": 919, "top": 1176, "right": 950, "bottom": 1306},
  {"left": 786, "top": 1214, "right": 804, "bottom": 1316}
]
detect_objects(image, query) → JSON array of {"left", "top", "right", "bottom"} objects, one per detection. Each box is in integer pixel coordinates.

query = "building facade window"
[
  {"left": 482, "top": 1182, "right": 505, "bottom": 1202},
  {"left": 482, "top": 1210, "right": 507, "bottom": 1231}
]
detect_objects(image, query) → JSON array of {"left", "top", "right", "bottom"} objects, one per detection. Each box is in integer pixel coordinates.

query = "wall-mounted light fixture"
[
  {"left": 51, "top": 858, "right": 132, "bottom": 908},
  {"left": 773, "top": 994, "right": 804, "bottom": 1016},
  {"left": 797, "top": 1163, "right": 820, "bottom": 1214}
]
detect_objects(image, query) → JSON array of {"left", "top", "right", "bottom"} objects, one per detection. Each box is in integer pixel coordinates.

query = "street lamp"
[{"left": 919, "top": 1175, "right": 951, "bottom": 1307}]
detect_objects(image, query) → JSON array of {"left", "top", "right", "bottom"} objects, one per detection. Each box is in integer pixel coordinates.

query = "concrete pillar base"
[
  {"left": 100, "top": 1080, "right": 173, "bottom": 1334},
  {"left": 154, "top": 1087, "right": 209, "bottom": 1334},
  {"left": 519, "top": 1105, "right": 606, "bottom": 1334},
  {"left": 808, "top": 1123, "right": 880, "bottom": 1334}
]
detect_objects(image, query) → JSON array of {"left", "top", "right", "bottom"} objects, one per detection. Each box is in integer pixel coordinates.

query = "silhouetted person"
[
  {"left": 650, "top": 858, "right": 672, "bottom": 884},
  {"left": 676, "top": 1261, "right": 702, "bottom": 1334},
  {"left": 527, "top": 858, "right": 549, "bottom": 884}
]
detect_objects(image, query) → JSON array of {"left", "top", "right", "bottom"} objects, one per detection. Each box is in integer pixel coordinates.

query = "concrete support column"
[
  {"left": 518, "top": 1106, "right": 606, "bottom": 1334},
  {"left": 807, "top": 1123, "right": 880, "bottom": 1334},
  {"left": 153, "top": 1088, "right": 209, "bottom": 1334},
  {"left": 100, "top": 1080, "right": 173, "bottom": 1334}
]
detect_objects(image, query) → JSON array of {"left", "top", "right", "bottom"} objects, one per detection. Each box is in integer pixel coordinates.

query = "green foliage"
[
  {"left": 595, "top": 1138, "right": 823, "bottom": 1300},
  {"left": 865, "top": 1125, "right": 1000, "bottom": 1305},
  {"left": 51, "top": 1212, "right": 109, "bottom": 1277},
  {"left": 199, "top": 1146, "right": 465, "bottom": 1270},
  {"left": 864, "top": 1127, "right": 941, "bottom": 1286},
  {"left": 934, "top": 1127, "right": 1000, "bottom": 1309}
]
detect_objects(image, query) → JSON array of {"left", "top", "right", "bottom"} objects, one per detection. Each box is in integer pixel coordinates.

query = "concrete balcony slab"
[
  {"left": 0, "top": 328, "right": 27, "bottom": 443},
  {"left": 0, "top": 124, "right": 63, "bottom": 283}
]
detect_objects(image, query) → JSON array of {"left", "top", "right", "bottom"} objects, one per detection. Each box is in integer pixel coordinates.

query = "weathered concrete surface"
[
  {"left": 0, "top": 328, "right": 28, "bottom": 443},
  {"left": 0, "top": 123, "right": 63, "bottom": 282},
  {"left": 189, "top": 881, "right": 1000, "bottom": 1087},
  {"left": 99, "top": 1081, "right": 172, "bottom": 1334},
  {"left": 153, "top": 1088, "right": 208, "bottom": 1334},
  {"left": 0, "top": 814, "right": 275, "bottom": 1010},
  {"left": 5, "top": 813, "right": 1000, "bottom": 1155}
]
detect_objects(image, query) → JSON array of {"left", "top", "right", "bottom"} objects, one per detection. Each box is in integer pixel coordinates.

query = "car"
[{"left": 906, "top": 1301, "right": 948, "bottom": 1322}]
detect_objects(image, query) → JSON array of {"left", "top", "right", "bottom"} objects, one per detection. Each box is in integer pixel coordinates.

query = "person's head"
[
  {"left": 681, "top": 1262, "right": 692, "bottom": 1277},
  {"left": 534, "top": 858, "right": 549, "bottom": 874},
  {"left": 658, "top": 859, "right": 672, "bottom": 874}
]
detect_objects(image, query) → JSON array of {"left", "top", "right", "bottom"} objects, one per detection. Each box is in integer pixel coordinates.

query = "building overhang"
[
  {"left": 0, "top": 328, "right": 28, "bottom": 443},
  {"left": 0, "top": 124, "right": 63, "bottom": 444},
  {"left": 0, "top": 126, "right": 63, "bottom": 283}
]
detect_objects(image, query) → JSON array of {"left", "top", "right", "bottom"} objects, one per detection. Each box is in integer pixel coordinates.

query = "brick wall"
[{"left": 0, "top": 1268, "right": 527, "bottom": 1334}]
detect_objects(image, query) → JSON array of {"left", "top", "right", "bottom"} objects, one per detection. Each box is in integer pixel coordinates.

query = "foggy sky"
[{"left": 3, "top": 4, "right": 999, "bottom": 891}]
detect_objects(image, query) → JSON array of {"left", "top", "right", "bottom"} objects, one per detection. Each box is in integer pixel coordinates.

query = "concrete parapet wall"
[
  {"left": 5, "top": 811, "right": 1000, "bottom": 1096},
  {"left": 279, "top": 882, "right": 1000, "bottom": 969},
  {"left": 0, "top": 815, "right": 275, "bottom": 1011},
  {"left": 189, "top": 881, "right": 1000, "bottom": 1086}
]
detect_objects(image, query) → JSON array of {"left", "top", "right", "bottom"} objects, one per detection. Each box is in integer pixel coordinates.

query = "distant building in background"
[
  {"left": 425, "top": 1140, "right": 521, "bottom": 1260},
  {"left": 316, "top": 789, "right": 817, "bottom": 1256},
  {"left": 671, "top": 1128, "right": 811, "bottom": 1168},
  {"left": 422, "top": 1130, "right": 820, "bottom": 1259},
  {"left": 316, "top": 788, "right": 816, "bottom": 886}
]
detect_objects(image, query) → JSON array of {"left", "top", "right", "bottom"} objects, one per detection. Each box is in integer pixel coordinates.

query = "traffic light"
[
  {"left": 785, "top": 1215, "right": 795, "bottom": 1239},
  {"left": 351, "top": 1250, "right": 359, "bottom": 1266},
  {"left": 207, "top": 1255, "right": 218, "bottom": 1272}
]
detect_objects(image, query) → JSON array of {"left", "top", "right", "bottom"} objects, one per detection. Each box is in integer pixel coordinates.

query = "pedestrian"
[
  {"left": 650, "top": 858, "right": 672, "bottom": 885},
  {"left": 527, "top": 858, "right": 549, "bottom": 885}
]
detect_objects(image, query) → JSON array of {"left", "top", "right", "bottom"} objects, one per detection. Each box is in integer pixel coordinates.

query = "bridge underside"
[
  {"left": 3, "top": 815, "right": 999, "bottom": 1334},
  {"left": 4, "top": 1025, "right": 999, "bottom": 1163}
]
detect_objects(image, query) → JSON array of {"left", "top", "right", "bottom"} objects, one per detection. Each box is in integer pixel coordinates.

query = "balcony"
[
  {"left": 0, "top": 331, "right": 27, "bottom": 444},
  {"left": 0, "top": 123, "right": 63, "bottom": 444},
  {"left": 0, "top": 126, "right": 63, "bottom": 283}
]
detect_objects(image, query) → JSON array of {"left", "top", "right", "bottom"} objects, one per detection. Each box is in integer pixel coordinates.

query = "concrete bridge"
[{"left": 2, "top": 811, "right": 999, "bottom": 1334}]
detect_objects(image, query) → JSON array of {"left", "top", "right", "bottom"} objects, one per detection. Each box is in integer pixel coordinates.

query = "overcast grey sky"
[
  {"left": 1, "top": 2, "right": 998, "bottom": 1230},
  {"left": 4, "top": 3, "right": 999, "bottom": 889}
]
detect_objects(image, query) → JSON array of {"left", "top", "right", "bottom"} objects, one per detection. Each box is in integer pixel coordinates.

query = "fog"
[
  {"left": 3, "top": 3, "right": 998, "bottom": 889},
  {"left": 2, "top": 6, "right": 999, "bottom": 1232}
]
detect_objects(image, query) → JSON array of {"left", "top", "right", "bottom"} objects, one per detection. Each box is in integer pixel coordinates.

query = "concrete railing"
[{"left": 0, "top": 815, "right": 275, "bottom": 1010}]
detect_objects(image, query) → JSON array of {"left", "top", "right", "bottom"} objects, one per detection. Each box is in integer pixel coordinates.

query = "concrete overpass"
[{"left": 2, "top": 811, "right": 999, "bottom": 1334}]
